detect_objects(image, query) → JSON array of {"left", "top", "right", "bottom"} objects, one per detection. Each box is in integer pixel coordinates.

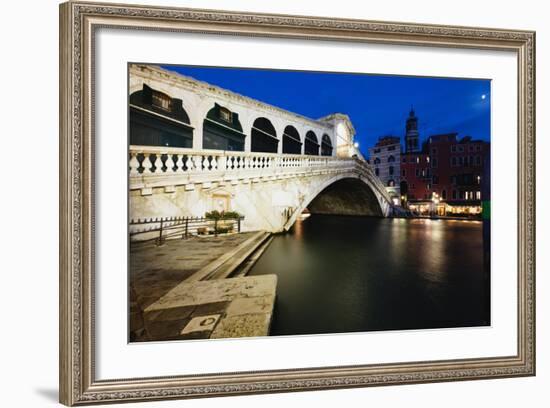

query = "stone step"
[
  {"left": 205, "top": 232, "right": 272, "bottom": 280},
  {"left": 185, "top": 231, "right": 270, "bottom": 283}
]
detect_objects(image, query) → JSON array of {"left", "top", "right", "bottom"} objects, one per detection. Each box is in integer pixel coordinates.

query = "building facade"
[
  {"left": 368, "top": 136, "right": 401, "bottom": 204},
  {"left": 401, "top": 133, "right": 489, "bottom": 216},
  {"left": 370, "top": 109, "right": 490, "bottom": 216}
]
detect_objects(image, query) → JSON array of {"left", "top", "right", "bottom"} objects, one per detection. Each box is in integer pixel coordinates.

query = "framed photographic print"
[{"left": 59, "top": 1, "right": 536, "bottom": 405}]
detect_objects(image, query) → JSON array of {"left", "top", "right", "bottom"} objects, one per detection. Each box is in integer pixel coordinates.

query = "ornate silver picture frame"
[{"left": 59, "top": 1, "right": 535, "bottom": 405}]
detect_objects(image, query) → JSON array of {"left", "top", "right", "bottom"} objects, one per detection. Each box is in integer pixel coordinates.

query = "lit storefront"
[{"left": 408, "top": 200, "right": 482, "bottom": 217}]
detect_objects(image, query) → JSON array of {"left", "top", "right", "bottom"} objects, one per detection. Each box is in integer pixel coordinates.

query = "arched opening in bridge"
[
  {"left": 321, "top": 134, "right": 333, "bottom": 156},
  {"left": 129, "top": 84, "right": 193, "bottom": 147},
  {"left": 306, "top": 178, "right": 383, "bottom": 217},
  {"left": 282, "top": 125, "right": 302, "bottom": 154},
  {"left": 251, "top": 117, "right": 278, "bottom": 153},
  {"left": 304, "top": 131, "right": 320, "bottom": 155},
  {"left": 203, "top": 103, "right": 245, "bottom": 151}
]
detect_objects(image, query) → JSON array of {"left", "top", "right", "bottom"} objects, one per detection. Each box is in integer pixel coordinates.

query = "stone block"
[
  {"left": 210, "top": 313, "right": 272, "bottom": 339},
  {"left": 141, "top": 187, "right": 153, "bottom": 196},
  {"left": 225, "top": 296, "right": 274, "bottom": 317}
]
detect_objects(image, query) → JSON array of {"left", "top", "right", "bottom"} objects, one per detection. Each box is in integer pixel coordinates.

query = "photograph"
[{"left": 128, "top": 63, "right": 491, "bottom": 342}]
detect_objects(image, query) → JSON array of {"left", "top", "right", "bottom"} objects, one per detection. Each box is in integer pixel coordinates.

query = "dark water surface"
[{"left": 249, "top": 215, "right": 490, "bottom": 336}]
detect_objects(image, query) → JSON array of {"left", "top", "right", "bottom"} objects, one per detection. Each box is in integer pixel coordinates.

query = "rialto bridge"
[{"left": 129, "top": 64, "right": 395, "bottom": 232}]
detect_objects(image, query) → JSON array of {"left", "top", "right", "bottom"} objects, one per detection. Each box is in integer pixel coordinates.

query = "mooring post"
[
  {"left": 184, "top": 217, "right": 189, "bottom": 239},
  {"left": 158, "top": 218, "right": 164, "bottom": 245}
]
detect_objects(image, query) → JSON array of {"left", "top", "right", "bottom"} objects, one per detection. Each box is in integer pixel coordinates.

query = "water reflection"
[{"left": 249, "top": 215, "right": 490, "bottom": 336}]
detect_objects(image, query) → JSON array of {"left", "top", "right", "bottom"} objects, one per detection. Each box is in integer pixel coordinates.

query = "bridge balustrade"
[
  {"left": 128, "top": 145, "right": 393, "bottom": 205},
  {"left": 130, "top": 146, "right": 356, "bottom": 176}
]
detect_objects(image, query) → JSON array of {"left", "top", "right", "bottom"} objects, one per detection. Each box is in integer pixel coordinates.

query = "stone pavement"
[
  {"left": 129, "top": 232, "right": 277, "bottom": 342},
  {"left": 141, "top": 275, "right": 277, "bottom": 341},
  {"left": 130, "top": 232, "right": 257, "bottom": 310}
]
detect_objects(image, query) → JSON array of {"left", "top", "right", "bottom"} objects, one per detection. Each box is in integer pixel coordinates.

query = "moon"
[{"left": 481, "top": 94, "right": 487, "bottom": 100}]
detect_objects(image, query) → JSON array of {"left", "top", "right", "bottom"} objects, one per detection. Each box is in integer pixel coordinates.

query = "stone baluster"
[
  {"left": 142, "top": 153, "right": 153, "bottom": 174},
  {"left": 185, "top": 155, "right": 193, "bottom": 172},
  {"left": 153, "top": 154, "right": 163, "bottom": 173},
  {"left": 165, "top": 154, "right": 175, "bottom": 173},
  {"left": 176, "top": 154, "right": 184, "bottom": 173},
  {"left": 129, "top": 152, "right": 139, "bottom": 176},
  {"left": 193, "top": 155, "right": 203, "bottom": 171},
  {"left": 217, "top": 154, "right": 226, "bottom": 171}
]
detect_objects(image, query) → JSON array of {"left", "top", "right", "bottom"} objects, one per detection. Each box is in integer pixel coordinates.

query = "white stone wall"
[{"left": 130, "top": 170, "right": 390, "bottom": 233}]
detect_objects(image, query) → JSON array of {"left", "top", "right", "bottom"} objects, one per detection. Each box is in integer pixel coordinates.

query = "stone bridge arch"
[{"left": 283, "top": 173, "right": 387, "bottom": 231}]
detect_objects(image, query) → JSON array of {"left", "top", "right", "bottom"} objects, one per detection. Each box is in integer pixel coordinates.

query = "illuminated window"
[
  {"left": 476, "top": 191, "right": 481, "bottom": 200},
  {"left": 219, "top": 107, "right": 232, "bottom": 123},
  {"left": 152, "top": 90, "right": 172, "bottom": 111}
]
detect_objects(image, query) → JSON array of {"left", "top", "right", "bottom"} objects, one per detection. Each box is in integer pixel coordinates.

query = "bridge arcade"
[{"left": 128, "top": 64, "right": 394, "bottom": 233}]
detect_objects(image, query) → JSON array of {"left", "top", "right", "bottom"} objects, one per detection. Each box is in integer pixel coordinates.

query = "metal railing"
[{"left": 129, "top": 215, "right": 244, "bottom": 245}]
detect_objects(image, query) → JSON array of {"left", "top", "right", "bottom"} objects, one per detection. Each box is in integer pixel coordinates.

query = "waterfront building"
[
  {"left": 401, "top": 132, "right": 489, "bottom": 216},
  {"left": 369, "top": 108, "right": 490, "bottom": 215},
  {"left": 368, "top": 136, "right": 401, "bottom": 205}
]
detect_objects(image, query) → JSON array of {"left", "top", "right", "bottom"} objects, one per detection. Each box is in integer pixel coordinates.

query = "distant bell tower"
[{"left": 405, "top": 107, "right": 419, "bottom": 153}]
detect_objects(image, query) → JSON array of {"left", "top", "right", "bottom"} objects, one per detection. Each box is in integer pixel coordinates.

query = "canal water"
[{"left": 248, "top": 215, "right": 490, "bottom": 336}]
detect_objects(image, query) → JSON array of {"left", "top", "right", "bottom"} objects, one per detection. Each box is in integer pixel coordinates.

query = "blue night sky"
[{"left": 160, "top": 64, "right": 491, "bottom": 157}]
